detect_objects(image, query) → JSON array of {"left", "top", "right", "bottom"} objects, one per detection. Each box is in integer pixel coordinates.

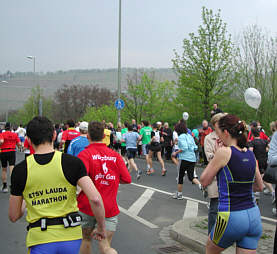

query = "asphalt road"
[{"left": 0, "top": 152, "right": 275, "bottom": 253}]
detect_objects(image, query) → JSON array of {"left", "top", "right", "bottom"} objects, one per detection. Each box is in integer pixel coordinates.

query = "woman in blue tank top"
[{"left": 200, "top": 114, "right": 263, "bottom": 254}]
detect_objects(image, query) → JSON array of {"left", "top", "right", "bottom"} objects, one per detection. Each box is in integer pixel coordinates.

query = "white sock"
[
  {"left": 147, "top": 164, "right": 150, "bottom": 169},
  {"left": 178, "top": 192, "right": 182, "bottom": 195}
]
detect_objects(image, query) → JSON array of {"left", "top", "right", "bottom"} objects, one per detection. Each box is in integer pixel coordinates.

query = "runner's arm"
[
  {"left": 77, "top": 176, "right": 106, "bottom": 237},
  {"left": 8, "top": 195, "right": 25, "bottom": 222},
  {"left": 253, "top": 160, "right": 263, "bottom": 192}
]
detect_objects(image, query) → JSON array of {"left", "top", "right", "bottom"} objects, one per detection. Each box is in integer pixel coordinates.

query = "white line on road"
[
  {"left": 130, "top": 183, "right": 277, "bottom": 223},
  {"left": 119, "top": 206, "right": 159, "bottom": 229},
  {"left": 131, "top": 182, "right": 208, "bottom": 205},
  {"left": 261, "top": 216, "right": 277, "bottom": 223},
  {"left": 128, "top": 189, "right": 154, "bottom": 216},
  {"left": 183, "top": 200, "right": 198, "bottom": 219}
]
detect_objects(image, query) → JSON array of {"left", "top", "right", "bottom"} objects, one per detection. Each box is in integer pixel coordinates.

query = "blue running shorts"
[
  {"left": 29, "top": 239, "right": 82, "bottom": 254},
  {"left": 210, "top": 206, "right": 262, "bottom": 250}
]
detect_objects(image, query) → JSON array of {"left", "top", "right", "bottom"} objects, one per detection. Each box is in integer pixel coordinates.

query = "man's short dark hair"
[
  {"left": 66, "top": 119, "right": 75, "bottom": 128},
  {"left": 5, "top": 122, "right": 11, "bottom": 130},
  {"left": 142, "top": 120, "right": 149, "bottom": 126},
  {"left": 124, "top": 121, "right": 129, "bottom": 128},
  {"left": 128, "top": 124, "right": 133, "bottom": 131},
  {"left": 88, "top": 121, "right": 104, "bottom": 141},
  {"left": 26, "top": 116, "right": 54, "bottom": 146}
]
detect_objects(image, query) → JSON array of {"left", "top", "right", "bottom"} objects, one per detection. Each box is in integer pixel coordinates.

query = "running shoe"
[
  {"left": 161, "top": 169, "right": 167, "bottom": 176},
  {"left": 272, "top": 192, "right": 276, "bottom": 205},
  {"left": 137, "top": 170, "right": 142, "bottom": 180},
  {"left": 273, "top": 208, "right": 277, "bottom": 216},
  {"left": 172, "top": 192, "right": 184, "bottom": 200},
  {"left": 263, "top": 188, "right": 271, "bottom": 195},
  {"left": 2, "top": 185, "right": 8, "bottom": 193}
]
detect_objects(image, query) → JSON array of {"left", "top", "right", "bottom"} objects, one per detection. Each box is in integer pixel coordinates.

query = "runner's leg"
[
  {"left": 206, "top": 237, "right": 224, "bottom": 254},
  {"left": 157, "top": 152, "right": 165, "bottom": 171},
  {"left": 99, "top": 231, "right": 118, "bottom": 254},
  {"left": 148, "top": 150, "right": 153, "bottom": 173},
  {"left": 129, "top": 158, "right": 138, "bottom": 172},
  {"left": 80, "top": 227, "right": 93, "bottom": 254},
  {"left": 2, "top": 167, "right": 7, "bottom": 184}
]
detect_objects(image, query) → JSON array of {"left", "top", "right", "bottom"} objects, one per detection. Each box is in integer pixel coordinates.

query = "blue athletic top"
[
  {"left": 67, "top": 136, "right": 89, "bottom": 157},
  {"left": 217, "top": 146, "right": 256, "bottom": 212}
]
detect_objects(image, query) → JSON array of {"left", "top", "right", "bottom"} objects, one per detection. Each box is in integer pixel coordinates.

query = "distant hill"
[{"left": 0, "top": 68, "right": 177, "bottom": 114}]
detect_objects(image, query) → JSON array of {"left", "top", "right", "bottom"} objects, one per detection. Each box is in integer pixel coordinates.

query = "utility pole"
[{"left": 117, "top": 0, "right": 122, "bottom": 123}]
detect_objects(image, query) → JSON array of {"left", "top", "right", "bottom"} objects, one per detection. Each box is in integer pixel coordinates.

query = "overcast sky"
[{"left": 1, "top": 0, "right": 277, "bottom": 73}]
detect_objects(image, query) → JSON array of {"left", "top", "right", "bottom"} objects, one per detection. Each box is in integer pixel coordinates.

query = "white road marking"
[
  {"left": 119, "top": 206, "right": 159, "bottom": 229},
  {"left": 128, "top": 189, "right": 154, "bottom": 216},
  {"left": 183, "top": 200, "right": 198, "bottom": 219},
  {"left": 130, "top": 183, "right": 277, "bottom": 223},
  {"left": 131, "top": 182, "right": 208, "bottom": 205},
  {"left": 261, "top": 216, "right": 277, "bottom": 223}
]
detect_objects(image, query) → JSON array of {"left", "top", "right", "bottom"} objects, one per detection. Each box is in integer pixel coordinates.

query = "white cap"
[
  {"left": 157, "top": 121, "right": 162, "bottom": 125},
  {"left": 79, "top": 121, "right": 88, "bottom": 131}
]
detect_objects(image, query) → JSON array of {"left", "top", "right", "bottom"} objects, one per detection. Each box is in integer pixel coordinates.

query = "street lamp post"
[
  {"left": 26, "top": 56, "right": 42, "bottom": 116},
  {"left": 117, "top": 0, "right": 122, "bottom": 123}
]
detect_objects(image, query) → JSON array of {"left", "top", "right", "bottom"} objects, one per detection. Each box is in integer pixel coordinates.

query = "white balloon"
[
  {"left": 244, "top": 88, "right": 261, "bottom": 109},
  {"left": 183, "top": 112, "right": 189, "bottom": 120}
]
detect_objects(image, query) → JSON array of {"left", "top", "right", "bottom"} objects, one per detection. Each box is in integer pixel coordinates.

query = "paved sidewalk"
[{"left": 170, "top": 216, "right": 275, "bottom": 254}]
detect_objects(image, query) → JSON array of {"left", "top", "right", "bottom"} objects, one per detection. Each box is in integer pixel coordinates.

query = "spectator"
[
  {"left": 210, "top": 103, "right": 223, "bottom": 118},
  {"left": 162, "top": 122, "right": 173, "bottom": 160},
  {"left": 204, "top": 113, "right": 226, "bottom": 234},
  {"left": 199, "top": 120, "right": 213, "bottom": 165}
]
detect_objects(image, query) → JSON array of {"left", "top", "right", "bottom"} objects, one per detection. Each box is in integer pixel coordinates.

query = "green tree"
[
  {"left": 172, "top": 7, "right": 235, "bottom": 119},
  {"left": 123, "top": 72, "right": 175, "bottom": 123},
  {"left": 82, "top": 104, "right": 128, "bottom": 125},
  {"left": 8, "top": 86, "right": 53, "bottom": 125}
]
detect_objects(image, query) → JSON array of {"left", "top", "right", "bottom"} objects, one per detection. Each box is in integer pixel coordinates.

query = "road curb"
[{"left": 169, "top": 216, "right": 277, "bottom": 254}]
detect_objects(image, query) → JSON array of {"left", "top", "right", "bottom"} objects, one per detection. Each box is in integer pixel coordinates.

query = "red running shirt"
[
  {"left": 77, "top": 143, "right": 131, "bottom": 217},
  {"left": 0, "top": 131, "right": 20, "bottom": 152},
  {"left": 247, "top": 130, "right": 269, "bottom": 142},
  {"left": 23, "top": 139, "right": 35, "bottom": 154},
  {"left": 61, "top": 128, "right": 80, "bottom": 141}
]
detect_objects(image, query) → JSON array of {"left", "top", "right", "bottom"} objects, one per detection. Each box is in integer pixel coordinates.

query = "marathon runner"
[
  {"left": 9, "top": 116, "right": 106, "bottom": 254},
  {"left": 0, "top": 122, "right": 21, "bottom": 193},
  {"left": 139, "top": 120, "right": 152, "bottom": 173},
  {"left": 60, "top": 119, "right": 80, "bottom": 153},
  {"left": 77, "top": 121, "right": 131, "bottom": 254}
]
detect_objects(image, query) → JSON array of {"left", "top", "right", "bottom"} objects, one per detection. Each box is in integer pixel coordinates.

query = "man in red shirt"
[
  {"left": 247, "top": 121, "right": 269, "bottom": 142},
  {"left": 77, "top": 121, "right": 131, "bottom": 254},
  {"left": 60, "top": 119, "right": 80, "bottom": 153},
  {"left": 199, "top": 120, "right": 213, "bottom": 165},
  {"left": 23, "top": 138, "right": 35, "bottom": 158},
  {"left": 0, "top": 122, "right": 21, "bottom": 192}
]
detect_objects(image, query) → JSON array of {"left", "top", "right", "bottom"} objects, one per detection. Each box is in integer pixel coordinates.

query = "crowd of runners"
[{"left": 1, "top": 102, "right": 277, "bottom": 253}]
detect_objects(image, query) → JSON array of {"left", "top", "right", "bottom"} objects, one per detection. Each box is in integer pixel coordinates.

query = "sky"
[{"left": 1, "top": 0, "right": 277, "bottom": 73}]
